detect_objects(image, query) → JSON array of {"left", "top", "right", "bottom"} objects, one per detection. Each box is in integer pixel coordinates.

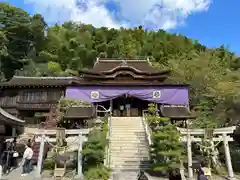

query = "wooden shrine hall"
[{"left": 0, "top": 58, "right": 193, "bottom": 134}]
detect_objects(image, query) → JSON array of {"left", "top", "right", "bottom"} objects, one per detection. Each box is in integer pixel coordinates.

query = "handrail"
[
  {"left": 106, "top": 115, "right": 111, "bottom": 168},
  {"left": 142, "top": 110, "right": 152, "bottom": 146}
]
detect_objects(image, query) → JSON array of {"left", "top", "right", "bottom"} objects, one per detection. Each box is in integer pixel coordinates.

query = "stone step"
[
  {"left": 111, "top": 164, "right": 151, "bottom": 169},
  {"left": 110, "top": 143, "right": 149, "bottom": 148},
  {"left": 110, "top": 134, "right": 146, "bottom": 140},
  {"left": 111, "top": 121, "right": 143, "bottom": 124},
  {"left": 111, "top": 121, "right": 143, "bottom": 123},
  {"left": 111, "top": 136, "right": 145, "bottom": 139},
  {"left": 111, "top": 126, "right": 144, "bottom": 129},
  {"left": 111, "top": 126, "right": 143, "bottom": 128},
  {"left": 110, "top": 137, "right": 146, "bottom": 140},
  {"left": 112, "top": 116, "right": 142, "bottom": 118},
  {"left": 110, "top": 141, "right": 147, "bottom": 145},
  {"left": 111, "top": 156, "right": 150, "bottom": 161},
  {"left": 111, "top": 133, "right": 145, "bottom": 136},
  {"left": 110, "top": 171, "right": 139, "bottom": 180},
  {"left": 111, "top": 132, "right": 145, "bottom": 136},
  {"left": 110, "top": 140, "right": 147, "bottom": 144},
  {"left": 110, "top": 148, "right": 150, "bottom": 153},
  {"left": 110, "top": 152, "right": 149, "bottom": 157},
  {"left": 111, "top": 121, "right": 142, "bottom": 123},
  {"left": 111, "top": 153, "right": 149, "bottom": 158},
  {"left": 111, "top": 130, "right": 145, "bottom": 133},
  {"left": 110, "top": 148, "right": 149, "bottom": 153},
  {"left": 111, "top": 165, "right": 151, "bottom": 169},
  {"left": 110, "top": 148, "right": 149, "bottom": 152},
  {"left": 111, "top": 120, "right": 143, "bottom": 123},
  {"left": 111, "top": 164, "right": 151, "bottom": 170},
  {"left": 112, "top": 120, "right": 142, "bottom": 121},
  {"left": 111, "top": 159, "right": 151, "bottom": 164}
]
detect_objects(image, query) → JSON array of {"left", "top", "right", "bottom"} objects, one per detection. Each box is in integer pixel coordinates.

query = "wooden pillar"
[
  {"left": 76, "top": 133, "right": 83, "bottom": 179},
  {"left": 187, "top": 133, "right": 193, "bottom": 180},
  {"left": 35, "top": 134, "right": 45, "bottom": 179},
  {"left": 12, "top": 127, "right": 16, "bottom": 137},
  {"left": 110, "top": 99, "right": 113, "bottom": 116},
  {"left": 223, "top": 133, "right": 235, "bottom": 180},
  {"left": 155, "top": 103, "right": 159, "bottom": 116}
]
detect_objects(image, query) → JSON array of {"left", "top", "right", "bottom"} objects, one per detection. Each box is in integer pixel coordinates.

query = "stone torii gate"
[
  {"left": 177, "top": 126, "right": 237, "bottom": 180},
  {"left": 33, "top": 129, "right": 90, "bottom": 180}
]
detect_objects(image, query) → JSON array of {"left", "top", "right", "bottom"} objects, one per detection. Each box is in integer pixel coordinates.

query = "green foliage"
[
  {"left": 47, "top": 61, "right": 63, "bottom": 75},
  {"left": 56, "top": 98, "right": 92, "bottom": 123},
  {"left": 230, "top": 144, "right": 240, "bottom": 172},
  {"left": 191, "top": 99, "right": 217, "bottom": 128},
  {"left": 1, "top": 2, "right": 240, "bottom": 131},
  {"left": 147, "top": 103, "right": 157, "bottom": 115},
  {"left": 84, "top": 165, "right": 110, "bottom": 180},
  {"left": 147, "top": 105, "right": 184, "bottom": 173},
  {"left": 82, "top": 126, "right": 108, "bottom": 170},
  {"left": 82, "top": 118, "right": 110, "bottom": 179},
  {"left": 43, "top": 159, "right": 55, "bottom": 170},
  {"left": 0, "top": 3, "right": 46, "bottom": 79},
  {"left": 219, "top": 142, "right": 240, "bottom": 173}
]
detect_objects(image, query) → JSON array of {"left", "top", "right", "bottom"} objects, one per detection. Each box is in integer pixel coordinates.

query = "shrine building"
[{"left": 0, "top": 58, "right": 193, "bottom": 136}]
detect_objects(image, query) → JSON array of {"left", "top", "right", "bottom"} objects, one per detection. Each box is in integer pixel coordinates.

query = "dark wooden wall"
[{"left": 0, "top": 87, "right": 65, "bottom": 111}]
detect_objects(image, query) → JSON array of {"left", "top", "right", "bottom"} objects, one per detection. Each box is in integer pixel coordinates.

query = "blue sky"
[{"left": 2, "top": 0, "right": 240, "bottom": 55}]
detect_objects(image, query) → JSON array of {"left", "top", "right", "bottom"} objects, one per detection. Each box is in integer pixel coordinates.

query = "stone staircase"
[{"left": 109, "top": 117, "right": 150, "bottom": 172}]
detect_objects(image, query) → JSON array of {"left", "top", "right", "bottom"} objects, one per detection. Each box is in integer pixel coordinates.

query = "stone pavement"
[
  {"left": 1, "top": 166, "right": 36, "bottom": 180},
  {"left": 2, "top": 167, "right": 240, "bottom": 180},
  {"left": 110, "top": 171, "right": 240, "bottom": 180},
  {"left": 1, "top": 167, "right": 77, "bottom": 180}
]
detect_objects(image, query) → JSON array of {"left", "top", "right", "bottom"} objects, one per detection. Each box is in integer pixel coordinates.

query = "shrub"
[
  {"left": 147, "top": 103, "right": 185, "bottom": 173},
  {"left": 84, "top": 165, "right": 110, "bottom": 180},
  {"left": 43, "top": 159, "right": 55, "bottom": 170},
  {"left": 82, "top": 116, "right": 109, "bottom": 173}
]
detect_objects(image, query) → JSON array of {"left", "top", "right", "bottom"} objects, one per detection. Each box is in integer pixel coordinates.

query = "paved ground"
[
  {"left": 1, "top": 166, "right": 77, "bottom": 180},
  {"left": 110, "top": 171, "right": 240, "bottom": 180},
  {"left": 2, "top": 167, "right": 240, "bottom": 180},
  {"left": 1, "top": 167, "right": 36, "bottom": 180}
]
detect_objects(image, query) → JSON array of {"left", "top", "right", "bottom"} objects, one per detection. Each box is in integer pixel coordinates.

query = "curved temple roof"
[
  {"left": 80, "top": 59, "right": 170, "bottom": 75},
  {"left": 0, "top": 107, "right": 25, "bottom": 125}
]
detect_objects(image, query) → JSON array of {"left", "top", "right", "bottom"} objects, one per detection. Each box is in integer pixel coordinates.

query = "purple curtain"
[{"left": 65, "top": 86, "right": 189, "bottom": 105}]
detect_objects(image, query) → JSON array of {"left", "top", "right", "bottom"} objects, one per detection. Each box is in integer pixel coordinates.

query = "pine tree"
[{"left": 147, "top": 104, "right": 184, "bottom": 173}]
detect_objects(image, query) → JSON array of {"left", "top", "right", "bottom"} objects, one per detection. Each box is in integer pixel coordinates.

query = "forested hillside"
[{"left": 1, "top": 3, "right": 240, "bottom": 129}]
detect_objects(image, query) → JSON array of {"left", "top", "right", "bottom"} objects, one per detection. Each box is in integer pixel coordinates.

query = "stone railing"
[
  {"left": 142, "top": 110, "right": 152, "bottom": 146},
  {"left": 104, "top": 115, "right": 112, "bottom": 168}
]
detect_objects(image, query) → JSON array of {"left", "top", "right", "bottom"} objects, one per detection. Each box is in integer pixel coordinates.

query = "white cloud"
[{"left": 23, "top": 0, "right": 212, "bottom": 30}]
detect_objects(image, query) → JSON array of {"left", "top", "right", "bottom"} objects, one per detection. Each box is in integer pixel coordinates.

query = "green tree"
[{"left": 147, "top": 104, "right": 184, "bottom": 173}]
